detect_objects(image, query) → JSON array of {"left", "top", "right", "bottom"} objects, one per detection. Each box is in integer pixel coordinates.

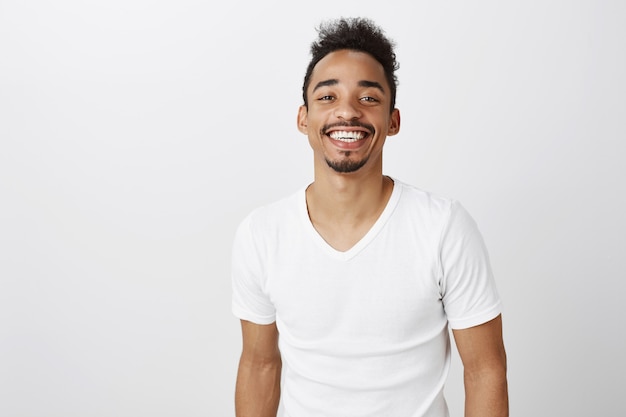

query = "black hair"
[{"left": 302, "top": 17, "right": 399, "bottom": 112}]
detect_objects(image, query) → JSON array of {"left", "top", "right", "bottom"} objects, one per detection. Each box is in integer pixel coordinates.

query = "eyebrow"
[
  {"left": 312, "top": 79, "right": 386, "bottom": 93},
  {"left": 312, "top": 79, "right": 339, "bottom": 91},
  {"left": 358, "top": 80, "right": 385, "bottom": 93}
]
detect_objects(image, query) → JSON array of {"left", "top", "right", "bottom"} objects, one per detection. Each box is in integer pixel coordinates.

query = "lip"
[
  {"left": 325, "top": 131, "right": 370, "bottom": 150},
  {"left": 323, "top": 123, "right": 373, "bottom": 135},
  {"left": 321, "top": 122, "right": 375, "bottom": 149},
  {"left": 327, "top": 129, "right": 369, "bottom": 139},
  {"left": 325, "top": 126, "right": 369, "bottom": 132},
  {"left": 326, "top": 128, "right": 369, "bottom": 136},
  {"left": 325, "top": 121, "right": 373, "bottom": 135}
]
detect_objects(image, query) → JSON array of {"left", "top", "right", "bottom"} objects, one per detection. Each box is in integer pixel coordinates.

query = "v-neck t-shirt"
[{"left": 231, "top": 178, "right": 501, "bottom": 417}]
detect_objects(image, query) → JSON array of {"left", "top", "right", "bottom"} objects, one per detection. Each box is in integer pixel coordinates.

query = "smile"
[{"left": 328, "top": 130, "right": 367, "bottom": 142}]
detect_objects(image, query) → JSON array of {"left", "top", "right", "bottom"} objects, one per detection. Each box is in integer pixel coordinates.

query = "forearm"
[
  {"left": 463, "top": 367, "right": 508, "bottom": 417},
  {"left": 235, "top": 355, "right": 282, "bottom": 417}
]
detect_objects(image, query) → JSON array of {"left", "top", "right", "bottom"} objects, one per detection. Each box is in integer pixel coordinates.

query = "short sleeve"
[
  {"left": 231, "top": 214, "right": 276, "bottom": 324},
  {"left": 439, "top": 201, "right": 501, "bottom": 329}
]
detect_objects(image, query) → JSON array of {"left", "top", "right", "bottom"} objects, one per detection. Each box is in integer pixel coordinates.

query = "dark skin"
[
  {"left": 235, "top": 321, "right": 281, "bottom": 417},
  {"left": 453, "top": 315, "right": 509, "bottom": 417},
  {"left": 235, "top": 50, "right": 508, "bottom": 417}
]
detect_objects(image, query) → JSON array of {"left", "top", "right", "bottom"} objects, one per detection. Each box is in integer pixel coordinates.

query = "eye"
[
  {"left": 318, "top": 95, "right": 335, "bottom": 101},
  {"left": 360, "top": 96, "right": 379, "bottom": 103}
]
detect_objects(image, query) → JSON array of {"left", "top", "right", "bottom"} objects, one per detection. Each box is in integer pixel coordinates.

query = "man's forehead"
[
  {"left": 313, "top": 50, "right": 383, "bottom": 73},
  {"left": 309, "top": 50, "right": 388, "bottom": 89}
]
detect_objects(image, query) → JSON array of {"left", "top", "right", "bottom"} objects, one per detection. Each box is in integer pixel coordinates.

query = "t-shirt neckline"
[{"left": 299, "top": 177, "right": 403, "bottom": 261}]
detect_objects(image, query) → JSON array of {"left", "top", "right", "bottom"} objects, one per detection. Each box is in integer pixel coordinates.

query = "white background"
[{"left": 1, "top": 1, "right": 625, "bottom": 416}]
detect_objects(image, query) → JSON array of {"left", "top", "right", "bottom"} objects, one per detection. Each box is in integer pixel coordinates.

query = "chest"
[{"left": 265, "top": 233, "right": 445, "bottom": 344}]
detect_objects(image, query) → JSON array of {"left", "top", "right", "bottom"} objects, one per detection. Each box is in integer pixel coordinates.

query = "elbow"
[
  {"left": 464, "top": 348, "right": 507, "bottom": 385},
  {"left": 239, "top": 349, "right": 282, "bottom": 374}
]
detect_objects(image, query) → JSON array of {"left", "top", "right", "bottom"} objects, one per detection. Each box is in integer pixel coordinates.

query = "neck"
[{"left": 306, "top": 167, "right": 393, "bottom": 225}]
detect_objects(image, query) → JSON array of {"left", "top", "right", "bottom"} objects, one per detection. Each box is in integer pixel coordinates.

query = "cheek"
[{"left": 304, "top": 114, "right": 325, "bottom": 133}]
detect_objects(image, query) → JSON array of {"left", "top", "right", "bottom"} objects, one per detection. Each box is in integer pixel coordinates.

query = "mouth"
[
  {"left": 323, "top": 122, "right": 374, "bottom": 144},
  {"left": 327, "top": 130, "right": 367, "bottom": 143}
]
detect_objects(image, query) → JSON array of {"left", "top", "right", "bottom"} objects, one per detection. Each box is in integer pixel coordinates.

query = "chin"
[{"left": 325, "top": 157, "right": 368, "bottom": 173}]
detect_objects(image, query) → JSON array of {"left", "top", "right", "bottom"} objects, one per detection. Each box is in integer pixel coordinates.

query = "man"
[{"left": 232, "top": 17, "right": 508, "bottom": 417}]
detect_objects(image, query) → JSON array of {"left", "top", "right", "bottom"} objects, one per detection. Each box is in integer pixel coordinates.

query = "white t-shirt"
[{"left": 232, "top": 178, "right": 501, "bottom": 417}]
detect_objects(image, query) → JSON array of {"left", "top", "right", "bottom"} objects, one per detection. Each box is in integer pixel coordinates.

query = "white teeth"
[{"left": 329, "top": 131, "right": 365, "bottom": 142}]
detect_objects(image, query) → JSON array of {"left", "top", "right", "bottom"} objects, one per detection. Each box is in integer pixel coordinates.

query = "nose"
[{"left": 333, "top": 99, "right": 362, "bottom": 120}]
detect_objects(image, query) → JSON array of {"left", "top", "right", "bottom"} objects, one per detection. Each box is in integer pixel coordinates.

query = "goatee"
[{"left": 325, "top": 154, "right": 369, "bottom": 173}]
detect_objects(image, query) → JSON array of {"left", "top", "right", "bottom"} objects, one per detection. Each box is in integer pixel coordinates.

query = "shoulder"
[
  {"left": 396, "top": 180, "right": 450, "bottom": 205},
  {"left": 392, "top": 178, "right": 457, "bottom": 220},
  {"left": 391, "top": 178, "right": 481, "bottom": 239}
]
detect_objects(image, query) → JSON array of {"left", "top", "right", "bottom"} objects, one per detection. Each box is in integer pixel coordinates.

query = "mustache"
[{"left": 321, "top": 121, "right": 375, "bottom": 135}]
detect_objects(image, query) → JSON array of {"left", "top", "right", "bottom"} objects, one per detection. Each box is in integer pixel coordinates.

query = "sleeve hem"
[
  {"left": 447, "top": 301, "right": 502, "bottom": 330},
  {"left": 232, "top": 305, "right": 276, "bottom": 325}
]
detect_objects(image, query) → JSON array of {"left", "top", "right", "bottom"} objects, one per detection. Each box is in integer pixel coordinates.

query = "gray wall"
[{"left": 1, "top": 1, "right": 624, "bottom": 416}]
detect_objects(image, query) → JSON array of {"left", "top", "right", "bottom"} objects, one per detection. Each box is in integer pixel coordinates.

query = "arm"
[
  {"left": 452, "top": 314, "right": 509, "bottom": 417},
  {"left": 235, "top": 320, "right": 282, "bottom": 417}
]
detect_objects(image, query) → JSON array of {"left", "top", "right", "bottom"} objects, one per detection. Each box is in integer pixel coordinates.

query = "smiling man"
[{"left": 232, "top": 17, "right": 508, "bottom": 417}]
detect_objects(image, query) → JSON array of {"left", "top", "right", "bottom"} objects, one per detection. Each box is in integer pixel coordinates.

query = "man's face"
[{"left": 298, "top": 49, "right": 400, "bottom": 174}]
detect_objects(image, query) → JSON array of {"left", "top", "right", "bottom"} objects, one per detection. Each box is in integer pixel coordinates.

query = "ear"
[
  {"left": 387, "top": 108, "right": 401, "bottom": 136},
  {"left": 297, "top": 105, "right": 308, "bottom": 134}
]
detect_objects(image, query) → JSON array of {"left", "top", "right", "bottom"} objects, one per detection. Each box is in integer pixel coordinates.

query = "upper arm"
[
  {"left": 452, "top": 314, "right": 507, "bottom": 374},
  {"left": 240, "top": 320, "right": 280, "bottom": 365},
  {"left": 439, "top": 202, "right": 501, "bottom": 330}
]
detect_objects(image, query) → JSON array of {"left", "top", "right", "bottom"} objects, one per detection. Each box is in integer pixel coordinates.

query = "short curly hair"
[{"left": 302, "top": 17, "right": 399, "bottom": 113}]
